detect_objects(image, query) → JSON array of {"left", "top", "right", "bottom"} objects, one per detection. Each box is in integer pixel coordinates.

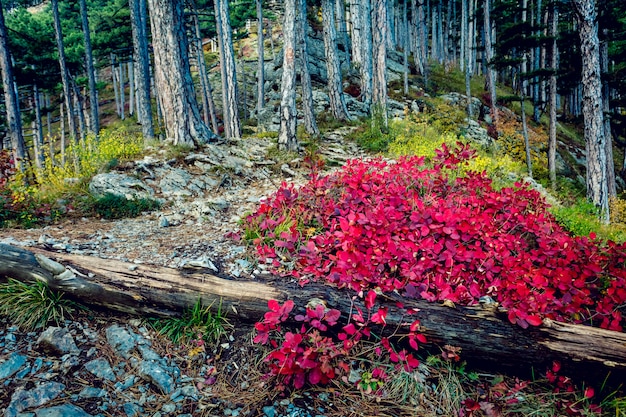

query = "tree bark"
[
  {"left": 335, "top": 0, "right": 351, "bottom": 65},
  {"left": 52, "top": 0, "right": 78, "bottom": 144},
  {"left": 600, "top": 38, "right": 616, "bottom": 198},
  {"left": 256, "top": 0, "right": 265, "bottom": 113},
  {"left": 79, "top": 0, "right": 99, "bottom": 136},
  {"left": 571, "top": 0, "right": 609, "bottom": 223},
  {"left": 278, "top": 0, "right": 298, "bottom": 151},
  {"left": 1, "top": 243, "right": 625, "bottom": 382},
  {"left": 0, "top": 1, "right": 26, "bottom": 167},
  {"left": 548, "top": 5, "right": 558, "bottom": 189},
  {"left": 359, "top": 0, "right": 373, "bottom": 109},
  {"left": 192, "top": 5, "right": 219, "bottom": 133},
  {"left": 322, "top": 0, "right": 351, "bottom": 121},
  {"left": 32, "top": 83, "right": 44, "bottom": 170},
  {"left": 147, "top": 0, "right": 217, "bottom": 146},
  {"left": 214, "top": 0, "right": 242, "bottom": 139},
  {"left": 372, "top": 0, "right": 388, "bottom": 127},
  {"left": 129, "top": 0, "right": 155, "bottom": 141},
  {"left": 297, "top": 0, "right": 320, "bottom": 136},
  {"left": 483, "top": 0, "right": 497, "bottom": 125}
]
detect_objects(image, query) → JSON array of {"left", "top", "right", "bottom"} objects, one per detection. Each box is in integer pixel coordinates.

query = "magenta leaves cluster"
[
  {"left": 244, "top": 142, "right": 626, "bottom": 332},
  {"left": 253, "top": 293, "right": 424, "bottom": 390}
]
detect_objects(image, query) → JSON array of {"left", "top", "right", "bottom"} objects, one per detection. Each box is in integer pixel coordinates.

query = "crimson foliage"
[{"left": 245, "top": 143, "right": 626, "bottom": 332}]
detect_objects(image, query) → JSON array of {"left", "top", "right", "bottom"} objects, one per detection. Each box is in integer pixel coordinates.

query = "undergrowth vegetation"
[
  {"left": 240, "top": 142, "right": 626, "bottom": 406},
  {"left": 0, "top": 125, "right": 148, "bottom": 227},
  {"left": 0, "top": 279, "right": 83, "bottom": 329}
]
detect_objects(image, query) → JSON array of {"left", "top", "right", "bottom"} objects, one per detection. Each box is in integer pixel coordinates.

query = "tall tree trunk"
[
  {"left": 0, "top": 1, "right": 26, "bottom": 166},
  {"left": 571, "top": 0, "right": 609, "bottom": 222},
  {"left": 336, "top": 0, "right": 351, "bottom": 65},
  {"left": 111, "top": 54, "right": 121, "bottom": 117},
  {"left": 129, "top": 0, "right": 155, "bottom": 141},
  {"left": 532, "top": 0, "right": 542, "bottom": 123},
  {"left": 147, "top": 0, "right": 217, "bottom": 146},
  {"left": 128, "top": 61, "right": 135, "bottom": 116},
  {"left": 214, "top": 0, "right": 241, "bottom": 139},
  {"left": 600, "top": 38, "right": 616, "bottom": 198},
  {"left": 483, "top": 0, "right": 497, "bottom": 125},
  {"left": 256, "top": 0, "right": 265, "bottom": 113},
  {"left": 463, "top": 0, "right": 473, "bottom": 118},
  {"left": 402, "top": 0, "right": 409, "bottom": 95},
  {"left": 350, "top": 0, "right": 363, "bottom": 65},
  {"left": 360, "top": 0, "right": 373, "bottom": 109},
  {"left": 278, "top": 0, "right": 298, "bottom": 151},
  {"left": 521, "top": 87, "right": 533, "bottom": 177},
  {"left": 72, "top": 80, "right": 87, "bottom": 142},
  {"left": 118, "top": 63, "right": 125, "bottom": 120},
  {"left": 79, "top": 0, "right": 99, "bottom": 136},
  {"left": 52, "top": 0, "right": 78, "bottom": 144},
  {"left": 192, "top": 4, "right": 218, "bottom": 133},
  {"left": 32, "top": 83, "right": 44, "bottom": 170},
  {"left": 548, "top": 4, "right": 558, "bottom": 189},
  {"left": 322, "top": 0, "right": 351, "bottom": 121},
  {"left": 297, "top": 0, "right": 320, "bottom": 136},
  {"left": 372, "top": 0, "right": 388, "bottom": 128},
  {"left": 59, "top": 102, "right": 66, "bottom": 166}
]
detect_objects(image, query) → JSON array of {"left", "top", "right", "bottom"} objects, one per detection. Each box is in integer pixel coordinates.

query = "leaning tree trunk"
[
  {"left": 147, "top": 0, "right": 217, "bottom": 146},
  {"left": 372, "top": 0, "right": 388, "bottom": 128},
  {"left": 321, "top": 0, "right": 351, "bottom": 121},
  {"left": 192, "top": 5, "right": 219, "bottom": 133},
  {"left": 298, "top": 0, "right": 320, "bottom": 136},
  {"left": 571, "top": 0, "right": 609, "bottom": 223},
  {"left": 52, "top": 0, "right": 78, "bottom": 144},
  {"left": 1, "top": 243, "right": 625, "bottom": 384},
  {"left": 129, "top": 0, "right": 154, "bottom": 141},
  {"left": 214, "top": 0, "right": 241, "bottom": 139},
  {"left": 0, "top": 1, "right": 26, "bottom": 166},
  {"left": 79, "top": 0, "right": 99, "bottom": 136},
  {"left": 278, "top": 0, "right": 298, "bottom": 152}
]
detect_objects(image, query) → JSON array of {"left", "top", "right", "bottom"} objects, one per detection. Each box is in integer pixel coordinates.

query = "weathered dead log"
[{"left": 1, "top": 243, "right": 625, "bottom": 382}]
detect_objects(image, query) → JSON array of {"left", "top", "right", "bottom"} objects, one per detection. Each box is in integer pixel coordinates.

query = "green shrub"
[{"left": 91, "top": 193, "right": 161, "bottom": 219}]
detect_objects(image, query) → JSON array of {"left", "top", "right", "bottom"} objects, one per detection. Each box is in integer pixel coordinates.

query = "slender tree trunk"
[
  {"left": 483, "top": 0, "right": 497, "bottom": 125},
  {"left": 79, "top": 0, "right": 99, "bottom": 135},
  {"left": 192, "top": 6, "right": 218, "bottom": 132},
  {"left": 111, "top": 54, "right": 121, "bottom": 118},
  {"left": 360, "top": 0, "right": 373, "bottom": 109},
  {"left": 52, "top": 0, "right": 78, "bottom": 143},
  {"left": 73, "top": 80, "right": 87, "bottom": 142},
  {"left": 571, "top": 0, "right": 609, "bottom": 222},
  {"left": 32, "top": 83, "right": 44, "bottom": 169},
  {"left": 0, "top": 1, "right": 26, "bottom": 166},
  {"left": 267, "top": 19, "right": 275, "bottom": 60},
  {"left": 128, "top": 61, "right": 135, "bottom": 116},
  {"left": 336, "top": 0, "right": 351, "bottom": 65},
  {"left": 129, "top": 0, "right": 155, "bottom": 141},
  {"left": 147, "top": 0, "right": 217, "bottom": 146},
  {"left": 521, "top": 88, "right": 533, "bottom": 177},
  {"left": 214, "top": 0, "right": 241, "bottom": 139},
  {"left": 532, "top": 0, "right": 542, "bottom": 123},
  {"left": 350, "top": 0, "right": 363, "bottom": 65},
  {"left": 256, "top": 0, "right": 265, "bottom": 113},
  {"left": 600, "top": 38, "right": 616, "bottom": 198},
  {"left": 463, "top": 0, "right": 473, "bottom": 118},
  {"left": 297, "top": 0, "right": 320, "bottom": 136},
  {"left": 322, "top": 0, "right": 350, "bottom": 120},
  {"left": 278, "top": 0, "right": 298, "bottom": 151},
  {"left": 240, "top": 56, "right": 248, "bottom": 120},
  {"left": 372, "top": 0, "right": 388, "bottom": 128},
  {"left": 548, "top": 5, "right": 558, "bottom": 189},
  {"left": 118, "top": 63, "right": 125, "bottom": 120},
  {"left": 322, "top": 0, "right": 351, "bottom": 121},
  {"left": 403, "top": 0, "right": 409, "bottom": 95},
  {"left": 59, "top": 102, "right": 66, "bottom": 166}
]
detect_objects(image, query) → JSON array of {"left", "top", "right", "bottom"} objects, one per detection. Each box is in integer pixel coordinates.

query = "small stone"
[
  {"left": 262, "top": 406, "right": 276, "bottom": 417},
  {"left": 138, "top": 360, "right": 174, "bottom": 394},
  {"left": 79, "top": 387, "right": 107, "bottom": 399},
  {"left": 161, "top": 403, "right": 176, "bottom": 413},
  {"left": 37, "top": 327, "right": 80, "bottom": 356},
  {"left": 5, "top": 382, "right": 65, "bottom": 417},
  {"left": 159, "top": 216, "right": 170, "bottom": 227},
  {"left": 106, "top": 325, "right": 137, "bottom": 358},
  {"left": 84, "top": 358, "right": 117, "bottom": 382},
  {"left": 0, "top": 352, "right": 27, "bottom": 380},
  {"left": 34, "top": 404, "right": 93, "bottom": 417},
  {"left": 123, "top": 403, "right": 143, "bottom": 417}
]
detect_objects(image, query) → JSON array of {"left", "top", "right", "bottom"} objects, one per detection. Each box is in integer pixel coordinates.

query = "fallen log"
[{"left": 1, "top": 243, "right": 625, "bottom": 383}]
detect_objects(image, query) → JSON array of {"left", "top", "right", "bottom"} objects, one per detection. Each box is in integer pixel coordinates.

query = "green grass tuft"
[{"left": 0, "top": 279, "right": 82, "bottom": 330}]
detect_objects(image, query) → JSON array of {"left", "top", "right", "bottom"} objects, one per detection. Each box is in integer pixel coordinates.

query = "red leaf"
[
  {"left": 526, "top": 315, "right": 543, "bottom": 326},
  {"left": 584, "top": 387, "right": 595, "bottom": 399},
  {"left": 365, "top": 290, "right": 377, "bottom": 310}
]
